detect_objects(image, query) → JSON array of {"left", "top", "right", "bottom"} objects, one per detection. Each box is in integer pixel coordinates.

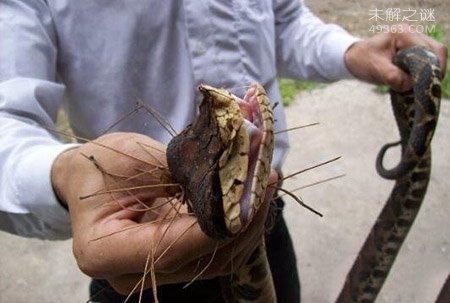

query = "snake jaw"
[
  {"left": 209, "top": 84, "right": 274, "bottom": 236},
  {"left": 233, "top": 85, "right": 274, "bottom": 229},
  {"left": 166, "top": 83, "right": 273, "bottom": 239},
  {"left": 202, "top": 85, "right": 250, "bottom": 235}
]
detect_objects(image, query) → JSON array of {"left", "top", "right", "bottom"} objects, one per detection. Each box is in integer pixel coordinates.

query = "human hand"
[
  {"left": 51, "top": 132, "right": 276, "bottom": 294},
  {"left": 344, "top": 24, "right": 447, "bottom": 91}
]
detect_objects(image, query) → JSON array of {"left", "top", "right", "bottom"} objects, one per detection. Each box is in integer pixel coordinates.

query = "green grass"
[
  {"left": 374, "top": 84, "right": 389, "bottom": 95},
  {"left": 427, "top": 25, "right": 445, "bottom": 43},
  {"left": 374, "top": 26, "right": 450, "bottom": 99},
  {"left": 279, "top": 79, "right": 324, "bottom": 106}
]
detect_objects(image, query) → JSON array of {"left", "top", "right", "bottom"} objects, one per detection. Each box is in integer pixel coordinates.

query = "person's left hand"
[{"left": 344, "top": 24, "right": 448, "bottom": 92}]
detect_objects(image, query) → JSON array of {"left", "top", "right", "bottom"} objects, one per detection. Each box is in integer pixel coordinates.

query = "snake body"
[
  {"left": 166, "top": 46, "right": 441, "bottom": 303},
  {"left": 336, "top": 46, "right": 441, "bottom": 302}
]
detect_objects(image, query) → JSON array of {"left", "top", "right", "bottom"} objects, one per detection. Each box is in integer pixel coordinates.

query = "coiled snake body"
[{"left": 166, "top": 46, "right": 441, "bottom": 303}]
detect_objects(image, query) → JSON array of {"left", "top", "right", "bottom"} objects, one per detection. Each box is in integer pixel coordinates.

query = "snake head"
[{"left": 167, "top": 84, "right": 274, "bottom": 239}]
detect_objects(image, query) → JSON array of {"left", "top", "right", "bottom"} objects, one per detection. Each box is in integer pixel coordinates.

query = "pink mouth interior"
[{"left": 234, "top": 85, "right": 264, "bottom": 228}]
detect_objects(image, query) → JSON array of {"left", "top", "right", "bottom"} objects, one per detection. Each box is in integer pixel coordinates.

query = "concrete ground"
[
  {"left": 282, "top": 80, "right": 449, "bottom": 303},
  {"left": 0, "top": 80, "right": 449, "bottom": 302}
]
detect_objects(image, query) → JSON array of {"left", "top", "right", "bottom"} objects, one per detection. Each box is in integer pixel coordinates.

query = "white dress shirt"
[{"left": 0, "top": 0, "right": 359, "bottom": 239}]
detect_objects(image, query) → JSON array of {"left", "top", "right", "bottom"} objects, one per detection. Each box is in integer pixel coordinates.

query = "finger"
[
  {"left": 392, "top": 28, "right": 448, "bottom": 79},
  {"left": 382, "top": 62, "right": 414, "bottom": 92},
  {"left": 430, "top": 42, "right": 448, "bottom": 78},
  {"left": 106, "top": 172, "right": 278, "bottom": 292},
  {"left": 420, "top": 35, "right": 448, "bottom": 75},
  {"left": 154, "top": 169, "right": 277, "bottom": 274},
  {"left": 265, "top": 170, "right": 278, "bottom": 200},
  {"left": 200, "top": 170, "right": 276, "bottom": 274},
  {"left": 220, "top": 233, "right": 264, "bottom": 277},
  {"left": 83, "top": 171, "right": 277, "bottom": 278},
  {"left": 108, "top": 228, "right": 265, "bottom": 295},
  {"left": 74, "top": 213, "right": 232, "bottom": 278},
  {"left": 156, "top": 169, "right": 275, "bottom": 278},
  {"left": 107, "top": 233, "right": 262, "bottom": 294}
]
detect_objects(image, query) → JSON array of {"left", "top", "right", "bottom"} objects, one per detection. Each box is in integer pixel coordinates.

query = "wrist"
[
  {"left": 51, "top": 147, "right": 78, "bottom": 208},
  {"left": 344, "top": 40, "right": 362, "bottom": 80}
]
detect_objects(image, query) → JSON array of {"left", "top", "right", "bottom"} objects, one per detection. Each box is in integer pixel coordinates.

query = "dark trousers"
[{"left": 90, "top": 202, "right": 300, "bottom": 302}]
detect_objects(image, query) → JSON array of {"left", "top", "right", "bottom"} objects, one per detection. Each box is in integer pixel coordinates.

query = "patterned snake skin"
[
  {"left": 166, "top": 46, "right": 441, "bottom": 303},
  {"left": 336, "top": 46, "right": 442, "bottom": 302},
  {"left": 167, "top": 83, "right": 276, "bottom": 303}
]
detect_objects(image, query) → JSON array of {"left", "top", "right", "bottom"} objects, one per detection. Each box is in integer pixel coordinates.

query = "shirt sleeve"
[
  {"left": 274, "top": 0, "right": 360, "bottom": 82},
  {"left": 0, "top": 0, "right": 76, "bottom": 239}
]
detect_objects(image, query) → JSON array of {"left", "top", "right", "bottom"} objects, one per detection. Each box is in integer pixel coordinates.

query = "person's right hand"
[
  {"left": 344, "top": 24, "right": 447, "bottom": 92},
  {"left": 51, "top": 132, "right": 275, "bottom": 294}
]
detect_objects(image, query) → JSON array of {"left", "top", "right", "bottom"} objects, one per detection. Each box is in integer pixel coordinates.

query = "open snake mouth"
[
  {"left": 166, "top": 84, "right": 273, "bottom": 239},
  {"left": 232, "top": 87, "right": 266, "bottom": 231}
]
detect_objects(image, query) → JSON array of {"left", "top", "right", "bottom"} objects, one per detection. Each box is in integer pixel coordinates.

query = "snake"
[
  {"left": 336, "top": 46, "right": 442, "bottom": 302},
  {"left": 167, "top": 83, "right": 276, "bottom": 302},
  {"left": 165, "top": 46, "right": 441, "bottom": 303}
]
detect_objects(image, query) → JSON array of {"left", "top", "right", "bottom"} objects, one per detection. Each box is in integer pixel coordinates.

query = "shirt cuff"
[
  {"left": 325, "top": 31, "right": 361, "bottom": 80},
  {"left": 13, "top": 143, "right": 80, "bottom": 238}
]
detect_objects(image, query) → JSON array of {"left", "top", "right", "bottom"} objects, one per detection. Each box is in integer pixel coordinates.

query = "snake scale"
[
  {"left": 336, "top": 46, "right": 441, "bottom": 302},
  {"left": 167, "top": 83, "right": 276, "bottom": 302},
  {"left": 165, "top": 46, "right": 441, "bottom": 303}
]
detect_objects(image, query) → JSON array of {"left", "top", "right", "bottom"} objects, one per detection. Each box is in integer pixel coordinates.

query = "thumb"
[
  {"left": 381, "top": 62, "right": 414, "bottom": 92},
  {"left": 265, "top": 169, "right": 278, "bottom": 201}
]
